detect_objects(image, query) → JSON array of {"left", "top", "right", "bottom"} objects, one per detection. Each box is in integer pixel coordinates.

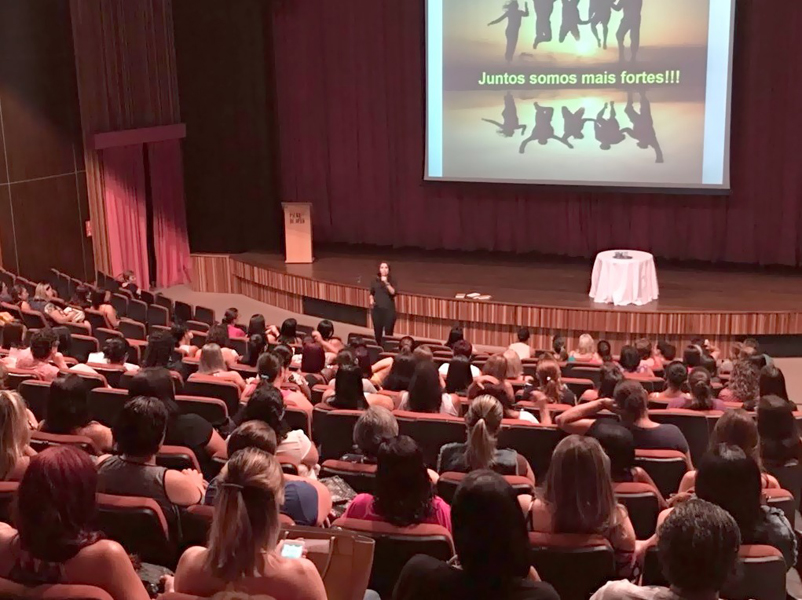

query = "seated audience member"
[
  {"left": 128, "top": 367, "right": 226, "bottom": 477},
  {"left": 580, "top": 362, "right": 625, "bottom": 403},
  {"left": 719, "top": 341, "right": 744, "bottom": 374},
  {"left": 97, "top": 397, "right": 206, "bottom": 536},
  {"left": 241, "top": 333, "right": 267, "bottom": 368},
  {"left": 326, "top": 364, "right": 392, "bottom": 410},
  {"left": 167, "top": 448, "right": 326, "bottom": 600},
  {"left": 682, "top": 344, "right": 703, "bottom": 368},
  {"left": 0, "top": 391, "right": 36, "bottom": 481},
  {"left": 521, "top": 357, "right": 576, "bottom": 405},
  {"left": 235, "top": 384, "right": 318, "bottom": 477},
  {"left": 679, "top": 409, "right": 779, "bottom": 493},
  {"left": 399, "top": 361, "right": 458, "bottom": 416},
  {"left": 597, "top": 339, "right": 613, "bottom": 363},
  {"left": 1, "top": 321, "right": 28, "bottom": 368},
  {"left": 246, "top": 314, "right": 267, "bottom": 338},
  {"left": 39, "top": 374, "right": 112, "bottom": 452},
  {"left": 634, "top": 338, "right": 657, "bottom": 370},
  {"left": 52, "top": 327, "right": 73, "bottom": 360},
  {"left": 118, "top": 269, "right": 139, "bottom": 297},
  {"left": 203, "top": 421, "right": 330, "bottom": 526},
  {"left": 192, "top": 343, "right": 247, "bottom": 392},
  {"left": 9, "top": 285, "right": 31, "bottom": 312},
  {"left": 413, "top": 345, "right": 435, "bottom": 364},
  {"left": 84, "top": 337, "right": 138, "bottom": 373},
  {"left": 0, "top": 446, "right": 148, "bottom": 598},
  {"left": 476, "top": 354, "right": 512, "bottom": 388},
  {"left": 322, "top": 348, "right": 376, "bottom": 392},
  {"left": 590, "top": 500, "right": 739, "bottom": 600},
  {"left": 271, "top": 318, "right": 302, "bottom": 346},
  {"left": 551, "top": 335, "right": 568, "bottom": 362},
  {"left": 594, "top": 420, "right": 666, "bottom": 507},
  {"left": 530, "top": 435, "right": 636, "bottom": 578},
  {"left": 618, "top": 344, "right": 654, "bottom": 377},
  {"left": 351, "top": 341, "right": 373, "bottom": 379},
  {"left": 557, "top": 381, "right": 690, "bottom": 456},
  {"left": 693, "top": 337, "right": 722, "bottom": 362},
  {"left": 311, "top": 319, "right": 344, "bottom": 355},
  {"left": 444, "top": 355, "right": 474, "bottom": 395},
  {"left": 375, "top": 350, "right": 416, "bottom": 391},
  {"left": 205, "top": 325, "right": 240, "bottom": 368},
  {"left": 653, "top": 341, "right": 676, "bottom": 368},
  {"left": 439, "top": 339, "right": 480, "bottom": 380},
  {"left": 16, "top": 329, "right": 67, "bottom": 382},
  {"left": 508, "top": 327, "right": 533, "bottom": 360},
  {"left": 143, "top": 329, "right": 189, "bottom": 380},
  {"left": 468, "top": 380, "right": 541, "bottom": 423},
  {"left": 271, "top": 343, "right": 313, "bottom": 400},
  {"left": 341, "top": 406, "right": 399, "bottom": 464},
  {"left": 29, "top": 283, "right": 83, "bottom": 324},
  {"left": 757, "top": 394, "right": 802, "bottom": 469},
  {"left": 300, "top": 340, "right": 325, "bottom": 375},
  {"left": 650, "top": 361, "right": 687, "bottom": 404},
  {"left": 445, "top": 325, "right": 465, "bottom": 349},
  {"left": 569, "top": 334, "right": 601, "bottom": 363},
  {"left": 667, "top": 367, "right": 727, "bottom": 411},
  {"left": 90, "top": 289, "right": 119, "bottom": 329},
  {"left": 172, "top": 323, "right": 199, "bottom": 359},
  {"left": 759, "top": 364, "right": 789, "bottom": 402},
  {"left": 744, "top": 337, "right": 772, "bottom": 367},
  {"left": 69, "top": 285, "right": 91, "bottom": 310},
  {"left": 344, "top": 435, "right": 451, "bottom": 530},
  {"left": 222, "top": 308, "right": 246, "bottom": 339},
  {"left": 395, "top": 470, "right": 558, "bottom": 600},
  {"left": 438, "top": 396, "right": 533, "bottom": 480},
  {"left": 502, "top": 349, "right": 529, "bottom": 383},
  {"left": 719, "top": 359, "right": 760, "bottom": 409},
  {"left": 241, "top": 352, "right": 313, "bottom": 413}
]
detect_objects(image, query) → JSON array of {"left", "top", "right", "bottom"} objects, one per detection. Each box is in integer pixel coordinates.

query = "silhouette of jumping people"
[
  {"left": 482, "top": 93, "right": 528, "bottom": 138},
  {"left": 520, "top": 103, "right": 574, "bottom": 153},
  {"left": 560, "top": 107, "right": 595, "bottom": 144},
  {"left": 621, "top": 90, "right": 664, "bottom": 163},
  {"left": 532, "top": 0, "right": 556, "bottom": 49},
  {"left": 613, "top": 0, "right": 642, "bottom": 62},
  {"left": 559, "top": 0, "right": 583, "bottom": 43},
  {"left": 586, "top": 0, "right": 616, "bottom": 49},
  {"left": 488, "top": 1, "right": 530, "bottom": 63},
  {"left": 595, "top": 102, "right": 627, "bottom": 150}
]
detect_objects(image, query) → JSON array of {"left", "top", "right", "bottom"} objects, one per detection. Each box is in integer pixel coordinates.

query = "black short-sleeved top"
[
  {"left": 588, "top": 418, "right": 689, "bottom": 454},
  {"left": 166, "top": 414, "right": 214, "bottom": 477},
  {"left": 393, "top": 555, "right": 560, "bottom": 600},
  {"left": 370, "top": 277, "right": 397, "bottom": 310}
]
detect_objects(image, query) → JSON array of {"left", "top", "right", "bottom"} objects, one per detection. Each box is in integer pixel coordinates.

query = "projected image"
[{"left": 426, "top": 0, "right": 735, "bottom": 189}]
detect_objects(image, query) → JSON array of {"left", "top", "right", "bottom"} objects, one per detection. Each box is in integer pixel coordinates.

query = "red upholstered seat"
[
  {"left": 88, "top": 387, "right": 129, "bottom": 426},
  {"left": 437, "top": 471, "right": 534, "bottom": 504},
  {"left": 156, "top": 445, "right": 202, "bottom": 472},
  {"left": 320, "top": 459, "right": 378, "bottom": 494},
  {"left": 30, "top": 431, "right": 101, "bottom": 456},
  {"left": 96, "top": 493, "right": 175, "bottom": 567},
  {"left": 312, "top": 406, "right": 363, "bottom": 461},
  {"left": 634, "top": 449, "right": 689, "bottom": 498},
  {"left": 649, "top": 409, "right": 717, "bottom": 465},
  {"left": 498, "top": 420, "right": 562, "bottom": 482},
  {"left": 18, "top": 379, "right": 51, "bottom": 421},
  {"left": 175, "top": 394, "right": 228, "bottom": 427},
  {"left": 393, "top": 411, "right": 465, "bottom": 468},
  {"left": 763, "top": 487, "right": 795, "bottom": 523},
  {"left": 184, "top": 375, "right": 240, "bottom": 415},
  {"left": 528, "top": 532, "right": 615, "bottom": 600},
  {"left": 613, "top": 481, "right": 662, "bottom": 540}
]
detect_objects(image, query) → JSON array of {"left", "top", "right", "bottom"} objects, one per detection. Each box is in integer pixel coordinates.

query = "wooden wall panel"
[{"left": 191, "top": 255, "right": 232, "bottom": 294}]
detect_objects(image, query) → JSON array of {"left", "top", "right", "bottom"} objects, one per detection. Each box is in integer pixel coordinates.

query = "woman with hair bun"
[{"left": 667, "top": 367, "right": 727, "bottom": 411}]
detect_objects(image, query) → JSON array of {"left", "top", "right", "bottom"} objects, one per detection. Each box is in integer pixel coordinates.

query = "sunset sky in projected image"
[{"left": 443, "top": 0, "right": 710, "bottom": 66}]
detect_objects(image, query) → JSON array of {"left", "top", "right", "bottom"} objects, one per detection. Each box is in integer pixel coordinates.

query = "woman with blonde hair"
[
  {"left": 168, "top": 448, "right": 325, "bottom": 599},
  {"left": 0, "top": 391, "right": 35, "bottom": 481},
  {"left": 192, "top": 343, "right": 246, "bottom": 392},
  {"left": 569, "top": 334, "right": 600, "bottom": 363},
  {"left": 530, "top": 435, "right": 636, "bottom": 578},
  {"left": 502, "top": 349, "right": 527, "bottom": 383},
  {"left": 437, "top": 396, "right": 532, "bottom": 481},
  {"left": 28, "top": 283, "right": 83, "bottom": 325}
]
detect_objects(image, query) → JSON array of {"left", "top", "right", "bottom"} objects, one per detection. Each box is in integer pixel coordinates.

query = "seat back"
[
  {"left": 437, "top": 472, "right": 534, "bottom": 504},
  {"left": 0, "top": 481, "right": 19, "bottom": 524},
  {"left": 86, "top": 364, "right": 126, "bottom": 389},
  {"left": 69, "top": 334, "right": 100, "bottom": 364},
  {"left": 127, "top": 299, "right": 148, "bottom": 324},
  {"left": 528, "top": 532, "right": 615, "bottom": 600},
  {"left": 30, "top": 431, "right": 101, "bottom": 455},
  {"left": 333, "top": 517, "right": 453, "bottom": 600},
  {"left": 394, "top": 411, "right": 466, "bottom": 468},
  {"left": 84, "top": 309, "right": 111, "bottom": 332},
  {"left": 94, "top": 327, "right": 124, "bottom": 349},
  {"left": 157, "top": 445, "right": 202, "bottom": 472},
  {"left": 175, "top": 394, "right": 229, "bottom": 427},
  {"left": 110, "top": 293, "right": 129, "bottom": 318},
  {"left": 634, "top": 449, "right": 689, "bottom": 498},
  {"left": 229, "top": 337, "right": 247, "bottom": 357},
  {"left": 285, "top": 405, "right": 311, "bottom": 437},
  {"left": 613, "top": 481, "right": 661, "bottom": 539},
  {"left": 21, "top": 310, "right": 47, "bottom": 330},
  {"left": 319, "top": 460, "right": 377, "bottom": 494},
  {"left": 649, "top": 409, "right": 713, "bottom": 465},
  {"left": 567, "top": 366, "right": 601, "bottom": 387},
  {"left": 118, "top": 319, "right": 147, "bottom": 341},
  {"left": 174, "top": 300, "right": 193, "bottom": 324},
  {"left": 147, "top": 304, "right": 170, "bottom": 327},
  {"left": 63, "top": 322, "right": 92, "bottom": 336},
  {"left": 18, "top": 379, "right": 51, "bottom": 421},
  {"left": 194, "top": 306, "right": 215, "bottom": 325},
  {"left": 184, "top": 376, "right": 241, "bottom": 416},
  {"left": 562, "top": 378, "right": 594, "bottom": 401},
  {"left": 7, "top": 368, "right": 40, "bottom": 390},
  {"left": 312, "top": 406, "right": 362, "bottom": 461},
  {"left": 765, "top": 461, "right": 802, "bottom": 513},
  {"left": 763, "top": 488, "right": 795, "bottom": 524},
  {"left": 498, "top": 421, "right": 563, "bottom": 482},
  {"left": 154, "top": 294, "right": 173, "bottom": 313},
  {"left": 96, "top": 493, "right": 175, "bottom": 567},
  {"left": 88, "top": 387, "right": 129, "bottom": 426}
]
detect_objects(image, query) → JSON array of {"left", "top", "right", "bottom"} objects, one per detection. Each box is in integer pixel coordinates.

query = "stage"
[{"left": 190, "top": 247, "right": 802, "bottom": 351}]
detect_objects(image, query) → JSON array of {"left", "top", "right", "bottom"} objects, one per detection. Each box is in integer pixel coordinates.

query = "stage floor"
[{"left": 237, "top": 248, "right": 802, "bottom": 314}]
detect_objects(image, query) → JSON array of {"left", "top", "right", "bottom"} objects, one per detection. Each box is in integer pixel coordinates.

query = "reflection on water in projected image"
[{"left": 442, "top": 89, "right": 704, "bottom": 186}]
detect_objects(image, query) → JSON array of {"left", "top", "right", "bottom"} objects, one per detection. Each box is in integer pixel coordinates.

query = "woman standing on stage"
[{"left": 370, "top": 262, "right": 397, "bottom": 346}]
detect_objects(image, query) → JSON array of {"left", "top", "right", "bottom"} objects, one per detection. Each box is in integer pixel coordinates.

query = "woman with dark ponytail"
[
  {"left": 522, "top": 357, "right": 576, "bottom": 405},
  {"left": 668, "top": 368, "right": 727, "bottom": 411}
]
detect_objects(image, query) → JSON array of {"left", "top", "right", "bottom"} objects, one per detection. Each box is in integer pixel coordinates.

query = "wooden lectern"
[{"left": 282, "top": 203, "right": 314, "bottom": 264}]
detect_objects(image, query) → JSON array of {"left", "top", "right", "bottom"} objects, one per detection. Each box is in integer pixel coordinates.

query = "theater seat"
[
  {"left": 147, "top": 304, "right": 170, "bottom": 328},
  {"left": 184, "top": 376, "right": 240, "bottom": 415},
  {"left": 20, "top": 310, "right": 48, "bottom": 330},
  {"left": 613, "top": 481, "right": 661, "bottom": 540},
  {"left": 634, "top": 449, "right": 689, "bottom": 498},
  {"left": 284, "top": 405, "right": 311, "bottom": 437},
  {"left": 84, "top": 309, "right": 112, "bottom": 332},
  {"left": 765, "top": 461, "right": 802, "bottom": 512},
  {"left": 0, "top": 481, "right": 19, "bottom": 524},
  {"left": 498, "top": 420, "right": 563, "bottom": 482},
  {"left": 528, "top": 532, "right": 615, "bottom": 600},
  {"left": 7, "top": 368, "right": 40, "bottom": 390},
  {"left": 118, "top": 318, "right": 147, "bottom": 341},
  {"left": 18, "top": 379, "right": 51, "bottom": 421},
  {"left": 333, "top": 517, "right": 454, "bottom": 600},
  {"left": 174, "top": 300, "right": 193, "bottom": 324},
  {"left": 180, "top": 503, "right": 296, "bottom": 550},
  {"left": 0, "top": 578, "right": 113, "bottom": 600},
  {"left": 88, "top": 387, "right": 129, "bottom": 426},
  {"left": 437, "top": 472, "right": 534, "bottom": 504},
  {"left": 194, "top": 306, "right": 215, "bottom": 326},
  {"left": 175, "top": 394, "right": 228, "bottom": 427},
  {"left": 96, "top": 493, "right": 175, "bottom": 567},
  {"left": 157, "top": 445, "right": 202, "bottom": 472},
  {"left": 763, "top": 488, "right": 795, "bottom": 524},
  {"left": 394, "top": 411, "right": 466, "bottom": 468},
  {"left": 30, "top": 431, "right": 100, "bottom": 456},
  {"left": 320, "top": 460, "right": 377, "bottom": 494},
  {"left": 562, "top": 378, "right": 595, "bottom": 401},
  {"left": 69, "top": 335, "right": 101, "bottom": 364},
  {"left": 311, "top": 406, "right": 362, "bottom": 461},
  {"left": 85, "top": 364, "right": 126, "bottom": 389},
  {"left": 649, "top": 409, "right": 714, "bottom": 466}
]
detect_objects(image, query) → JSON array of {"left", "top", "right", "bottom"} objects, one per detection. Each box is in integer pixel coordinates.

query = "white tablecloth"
[{"left": 589, "top": 250, "right": 659, "bottom": 306}]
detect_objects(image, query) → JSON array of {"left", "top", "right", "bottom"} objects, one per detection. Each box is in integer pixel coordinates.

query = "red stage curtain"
[
  {"left": 148, "top": 140, "right": 191, "bottom": 288},
  {"left": 101, "top": 145, "right": 150, "bottom": 289},
  {"left": 271, "top": 0, "right": 802, "bottom": 266}
]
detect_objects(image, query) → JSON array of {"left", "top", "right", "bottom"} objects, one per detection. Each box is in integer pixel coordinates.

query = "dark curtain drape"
[{"left": 271, "top": 0, "right": 802, "bottom": 266}]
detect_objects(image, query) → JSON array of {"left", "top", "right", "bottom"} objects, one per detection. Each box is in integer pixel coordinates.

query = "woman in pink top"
[
  {"left": 344, "top": 435, "right": 451, "bottom": 532},
  {"left": 223, "top": 308, "right": 247, "bottom": 339}
]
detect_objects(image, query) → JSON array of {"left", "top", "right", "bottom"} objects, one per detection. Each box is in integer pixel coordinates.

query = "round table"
[{"left": 589, "top": 250, "right": 659, "bottom": 306}]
